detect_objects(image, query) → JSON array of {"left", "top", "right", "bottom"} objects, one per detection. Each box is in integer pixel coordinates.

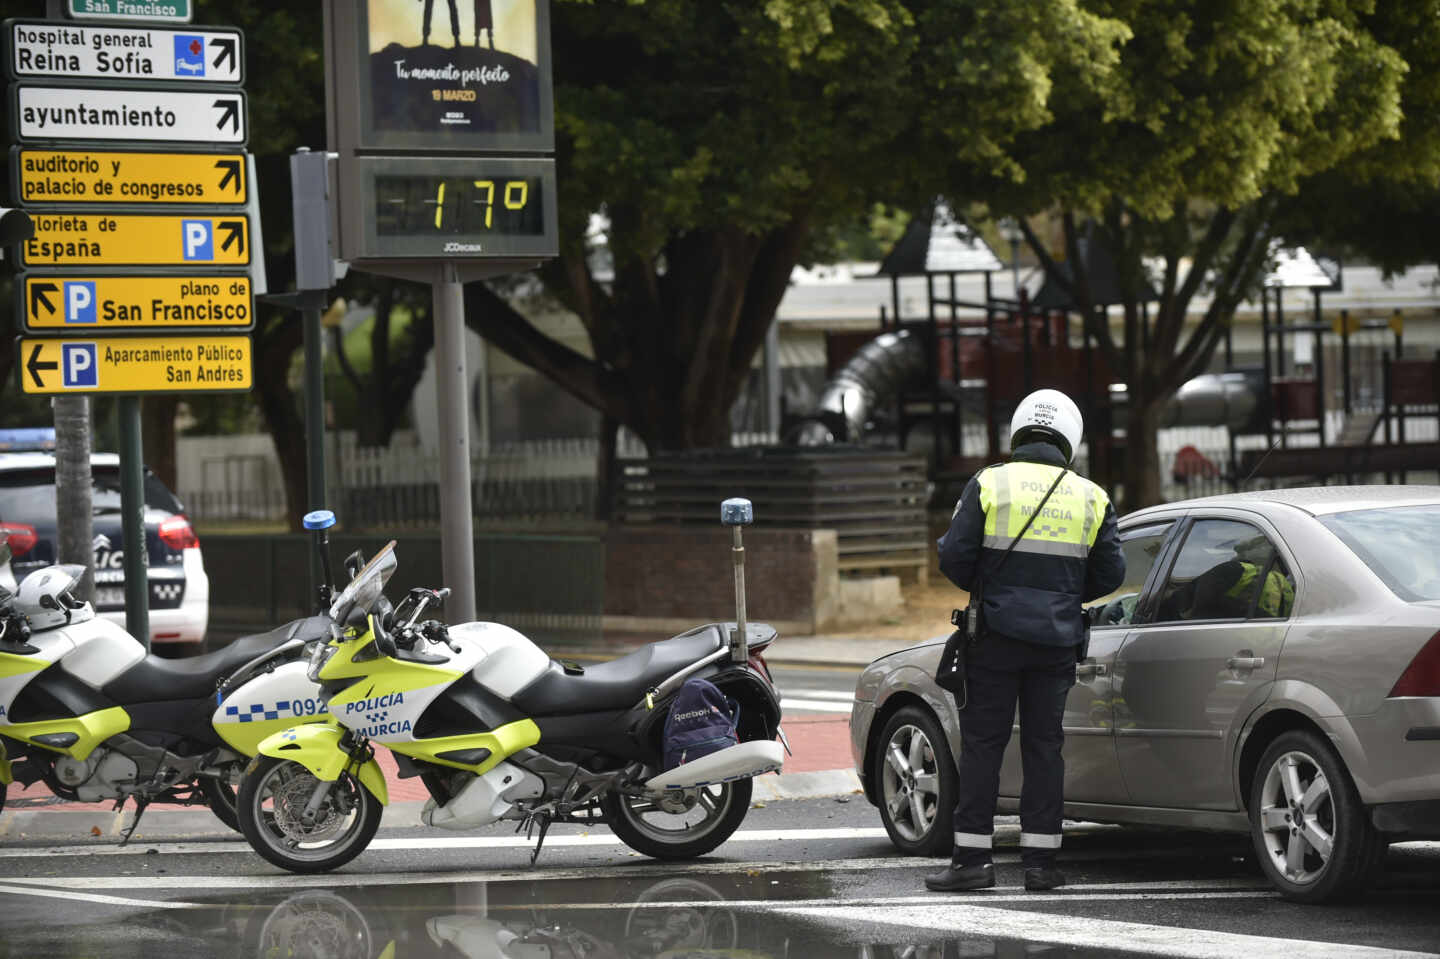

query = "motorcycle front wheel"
[
  {"left": 602, "top": 777, "right": 751, "bottom": 860},
  {"left": 237, "top": 756, "right": 382, "bottom": 873}
]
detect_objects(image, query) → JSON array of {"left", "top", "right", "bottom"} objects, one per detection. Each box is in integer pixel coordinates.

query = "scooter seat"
[
  {"left": 511, "top": 624, "right": 726, "bottom": 715},
  {"left": 103, "top": 615, "right": 330, "bottom": 704}
]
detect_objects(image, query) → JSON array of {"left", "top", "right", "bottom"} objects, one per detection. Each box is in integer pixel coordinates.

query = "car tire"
[
  {"left": 1248, "top": 728, "right": 1386, "bottom": 903},
  {"left": 873, "top": 705, "right": 957, "bottom": 857}
]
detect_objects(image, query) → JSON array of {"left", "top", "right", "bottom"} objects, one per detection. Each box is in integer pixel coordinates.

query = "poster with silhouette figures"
[{"left": 357, "top": 0, "right": 552, "bottom": 151}]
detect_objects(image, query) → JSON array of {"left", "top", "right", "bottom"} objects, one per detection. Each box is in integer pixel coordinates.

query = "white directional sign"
[
  {"left": 8, "top": 21, "right": 243, "bottom": 84},
  {"left": 13, "top": 85, "right": 245, "bottom": 144}
]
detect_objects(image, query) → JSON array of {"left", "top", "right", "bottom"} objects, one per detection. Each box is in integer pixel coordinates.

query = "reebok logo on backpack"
[{"left": 663, "top": 677, "right": 739, "bottom": 771}]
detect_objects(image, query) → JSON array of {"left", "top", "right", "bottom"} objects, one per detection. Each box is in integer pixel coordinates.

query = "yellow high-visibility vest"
[{"left": 977, "top": 462, "right": 1109, "bottom": 559}]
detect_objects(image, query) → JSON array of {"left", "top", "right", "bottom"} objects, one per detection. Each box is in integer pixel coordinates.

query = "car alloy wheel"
[
  {"left": 874, "top": 705, "right": 956, "bottom": 856},
  {"left": 1248, "top": 728, "right": 1386, "bottom": 903}
]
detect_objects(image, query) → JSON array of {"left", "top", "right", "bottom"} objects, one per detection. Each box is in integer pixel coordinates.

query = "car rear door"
[{"left": 1113, "top": 513, "right": 1296, "bottom": 810}]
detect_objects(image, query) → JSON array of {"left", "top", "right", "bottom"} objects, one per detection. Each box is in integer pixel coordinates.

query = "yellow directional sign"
[
  {"left": 21, "top": 212, "right": 249, "bottom": 267},
  {"left": 20, "top": 275, "right": 252, "bottom": 332},
  {"left": 16, "top": 150, "right": 247, "bottom": 205},
  {"left": 16, "top": 335, "right": 252, "bottom": 395}
]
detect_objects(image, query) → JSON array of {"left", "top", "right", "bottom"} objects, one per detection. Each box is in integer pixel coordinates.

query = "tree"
[
  {"left": 329, "top": 279, "right": 436, "bottom": 448},
  {"left": 938, "top": 0, "right": 1435, "bottom": 507},
  {"left": 461, "top": 0, "right": 1126, "bottom": 455}
]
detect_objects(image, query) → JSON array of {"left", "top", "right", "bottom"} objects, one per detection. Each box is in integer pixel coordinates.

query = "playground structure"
[{"left": 785, "top": 205, "right": 1440, "bottom": 494}]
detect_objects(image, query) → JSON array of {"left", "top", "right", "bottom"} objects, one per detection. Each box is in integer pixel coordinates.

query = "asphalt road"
[
  {"left": 3, "top": 664, "right": 1438, "bottom": 957},
  {"left": 1, "top": 796, "right": 1438, "bottom": 958}
]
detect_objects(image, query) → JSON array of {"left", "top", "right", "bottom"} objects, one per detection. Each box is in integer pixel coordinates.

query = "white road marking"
[
  {"left": 0, "top": 826, "right": 890, "bottom": 858},
  {"left": 0, "top": 884, "right": 204, "bottom": 910},
  {"left": 781, "top": 690, "right": 856, "bottom": 701},
  {"left": 781, "top": 904, "right": 1440, "bottom": 959},
  {"left": 780, "top": 698, "right": 853, "bottom": 713},
  {"left": 0, "top": 860, "right": 1271, "bottom": 893}
]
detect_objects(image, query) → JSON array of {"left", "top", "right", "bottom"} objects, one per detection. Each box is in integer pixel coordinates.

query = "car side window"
[
  {"left": 1086, "top": 522, "right": 1172, "bottom": 627},
  {"left": 1153, "top": 519, "right": 1291, "bottom": 623}
]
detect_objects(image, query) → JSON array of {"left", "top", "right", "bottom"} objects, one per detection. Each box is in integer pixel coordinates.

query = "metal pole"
[
  {"left": 731, "top": 525, "right": 747, "bottom": 664},
  {"left": 763, "top": 319, "right": 781, "bottom": 441},
  {"left": 1340, "top": 310, "right": 1351, "bottom": 415},
  {"left": 118, "top": 397, "right": 150, "bottom": 649},
  {"left": 52, "top": 396, "right": 95, "bottom": 605},
  {"left": 1313, "top": 291, "right": 1325, "bottom": 447},
  {"left": 302, "top": 302, "right": 328, "bottom": 596},
  {"left": 434, "top": 264, "right": 477, "bottom": 622}
]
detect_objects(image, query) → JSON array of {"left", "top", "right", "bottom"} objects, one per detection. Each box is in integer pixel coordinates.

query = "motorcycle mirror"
[{"left": 344, "top": 549, "right": 365, "bottom": 580}]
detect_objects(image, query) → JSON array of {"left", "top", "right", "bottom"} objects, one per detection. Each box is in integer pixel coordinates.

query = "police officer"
[{"left": 927, "top": 389, "right": 1125, "bottom": 893}]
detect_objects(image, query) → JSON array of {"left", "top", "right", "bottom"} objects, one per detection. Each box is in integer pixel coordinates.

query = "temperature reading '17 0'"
[
  {"left": 374, "top": 174, "right": 546, "bottom": 238},
  {"left": 433, "top": 180, "right": 528, "bottom": 229}
]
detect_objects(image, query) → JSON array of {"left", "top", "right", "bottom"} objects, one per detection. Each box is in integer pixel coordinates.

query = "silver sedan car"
[{"left": 850, "top": 486, "right": 1440, "bottom": 902}]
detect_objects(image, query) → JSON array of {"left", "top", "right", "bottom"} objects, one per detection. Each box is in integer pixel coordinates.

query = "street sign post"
[
  {"left": 15, "top": 148, "right": 248, "bottom": 204},
  {"left": 21, "top": 211, "right": 249, "bottom": 267},
  {"left": 13, "top": 84, "right": 246, "bottom": 143},
  {"left": 4, "top": 6, "right": 255, "bottom": 648},
  {"left": 7, "top": 20, "right": 240, "bottom": 83},
  {"left": 15, "top": 334, "right": 253, "bottom": 395},
  {"left": 19, "top": 274, "right": 253, "bottom": 331}
]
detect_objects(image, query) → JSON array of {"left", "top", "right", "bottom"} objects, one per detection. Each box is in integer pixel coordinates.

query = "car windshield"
[{"left": 1320, "top": 505, "right": 1440, "bottom": 602}]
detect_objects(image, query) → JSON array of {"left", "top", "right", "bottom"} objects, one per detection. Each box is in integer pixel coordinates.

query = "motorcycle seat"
[
  {"left": 511, "top": 624, "right": 726, "bottom": 715},
  {"left": 102, "top": 615, "right": 331, "bottom": 704}
]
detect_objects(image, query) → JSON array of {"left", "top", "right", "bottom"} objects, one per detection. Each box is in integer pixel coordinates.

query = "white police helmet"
[
  {"left": 15, "top": 564, "right": 94, "bottom": 631},
  {"left": 1010, "top": 389, "right": 1084, "bottom": 463}
]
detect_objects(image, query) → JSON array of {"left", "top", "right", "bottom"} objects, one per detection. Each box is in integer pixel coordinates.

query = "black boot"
[
  {"left": 1024, "top": 865, "right": 1066, "bottom": 891},
  {"left": 924, "top": 861, "right": 995, "bottom": 892}
]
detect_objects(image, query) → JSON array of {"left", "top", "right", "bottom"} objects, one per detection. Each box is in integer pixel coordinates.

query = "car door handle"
[
  {"left": 1227, "top": 656, "right": 1265, "bottom": 670},
  {"left": 1076, "top": 661, "right": 1107, "bottom": 678}
]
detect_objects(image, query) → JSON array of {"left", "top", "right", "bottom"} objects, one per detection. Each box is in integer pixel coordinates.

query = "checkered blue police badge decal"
[{"left": 223, "top": 701, "right": 294, "bottom": 723}]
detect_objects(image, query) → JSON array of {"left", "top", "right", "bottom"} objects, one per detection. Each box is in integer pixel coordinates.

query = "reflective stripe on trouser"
[
  {"left": 953, "top": 832, "right": 993, "bottom": 849},
  {"left": 951, "top": 636, "right": 1075, "bottom": 868},
  {"left": 1020, "top": 832, "right": 1062, "bottom": 849}
]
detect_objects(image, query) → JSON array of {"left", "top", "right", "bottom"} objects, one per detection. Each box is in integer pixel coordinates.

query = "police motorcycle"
[
  {"left": 0, "top": 527, "right": 338, "bottom": 839},
  {"left": 236, "top": 499, "right": 786, "bottom": 873}
]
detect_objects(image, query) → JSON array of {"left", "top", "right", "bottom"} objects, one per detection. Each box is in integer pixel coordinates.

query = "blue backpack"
[{"left": 662, "top": 678, "right": 739, "bottom": 771}]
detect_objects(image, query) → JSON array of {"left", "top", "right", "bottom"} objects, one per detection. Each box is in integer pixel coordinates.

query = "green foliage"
[{"left": 956, "top": 0, "right": 1411, "bottom": 221}]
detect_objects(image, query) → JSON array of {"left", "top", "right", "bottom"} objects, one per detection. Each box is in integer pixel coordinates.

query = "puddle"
[{"left": 0, "top": 871, "right": 1146, "bottom": 959}]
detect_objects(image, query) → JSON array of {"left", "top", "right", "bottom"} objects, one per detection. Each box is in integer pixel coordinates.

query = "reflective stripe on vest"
[{"left": 979, "top": 462, "right": 1109, "bottom": 559}]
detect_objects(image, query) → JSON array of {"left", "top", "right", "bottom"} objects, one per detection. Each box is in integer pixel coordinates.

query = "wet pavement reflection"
[{"left": 0, "top": 871, "right": 1123, "bottom": 959}]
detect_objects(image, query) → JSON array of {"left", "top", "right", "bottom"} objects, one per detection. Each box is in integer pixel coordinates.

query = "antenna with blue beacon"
[{"left": 303, "top": 510, "right": 338, "bottom": 612}]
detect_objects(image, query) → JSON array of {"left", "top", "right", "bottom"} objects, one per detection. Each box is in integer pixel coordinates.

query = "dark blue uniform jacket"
[{"left": 937, "top": 442, "right": 1126, "bottom": 648}]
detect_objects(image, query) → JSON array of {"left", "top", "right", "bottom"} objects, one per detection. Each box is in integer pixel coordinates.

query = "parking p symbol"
[
  {"left": 64, "top": 281, "right": 97, "bottom": 324},
  {"left": 183, "top": 220, "right": 213, "bottom": 261},
  {"left": 62, "top": 343, "right": 98, "bottom": 389}
]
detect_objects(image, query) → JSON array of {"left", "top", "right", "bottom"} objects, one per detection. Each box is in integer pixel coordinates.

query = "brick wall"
[{"left": 604, "top": 526, "right": 838, "bottom": 634}]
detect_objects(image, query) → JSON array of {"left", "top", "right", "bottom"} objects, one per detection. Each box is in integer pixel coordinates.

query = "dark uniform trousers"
[{"left": 952, "top": 634, "right": 1076, "bottom": 869}]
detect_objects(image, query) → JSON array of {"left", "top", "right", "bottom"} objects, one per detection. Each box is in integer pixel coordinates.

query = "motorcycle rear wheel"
[
  {"left": 602, "top": 777, "right": 751, "bottom": 860},
  {"left": 237, "top": 756, "right": 382, "bottom": 873}
]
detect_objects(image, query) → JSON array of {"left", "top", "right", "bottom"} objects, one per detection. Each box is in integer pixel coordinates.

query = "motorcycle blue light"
[{"left": 303, "top": 510, "right": 337, "bottom": 531}]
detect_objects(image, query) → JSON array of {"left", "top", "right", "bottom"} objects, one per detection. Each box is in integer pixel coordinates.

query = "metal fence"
[{"left": 203, "top": 531, "right": 603, "bottom": 647}]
